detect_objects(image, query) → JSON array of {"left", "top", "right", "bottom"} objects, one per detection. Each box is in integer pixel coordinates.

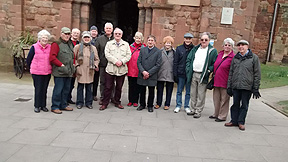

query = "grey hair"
[
  {"left": 134, "top": 32, "right": 144, "bottom": 41},
  {"left": 200, "top": 32, "right": 211, "bottom": 39},
  {"left": 147, "top": 35, "right": 156, "bottom": 42},
  {"left": 37, "top": 29, "right": 51, "bottom": 40},
  {"left": 114, "top": 28, "right": 123, "bottom": 34},
  {"left": 105, "top": 22, "right": 113, "bottom": 29},
  {"left": 72, "top": 28, "right": 80, "bottom": 33},
  {"left": 223, "top": 38, "right": 235, "bottom": 47}
]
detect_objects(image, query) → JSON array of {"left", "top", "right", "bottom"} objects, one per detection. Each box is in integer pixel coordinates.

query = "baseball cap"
[
  {"left": 61, "top": 27, "right": 71, "bottom": 34},
  {"left": 236, "top": 40, "right": 249, "bottom": 46}
]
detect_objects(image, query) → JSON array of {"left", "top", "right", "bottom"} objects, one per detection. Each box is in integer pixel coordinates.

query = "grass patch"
[
  {"left": 260, "top": 63, "right": 288, "bottom": 89},
  {"left": 278, "top": 100, "right": 288, "bottom": 114}
]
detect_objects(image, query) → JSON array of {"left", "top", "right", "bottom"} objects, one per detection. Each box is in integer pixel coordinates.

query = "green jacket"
[
  {"left": 52, "top": 38, "right": 75, "bottom": 77},
  {"left": 186, "top": 44, "right": 218, "bottom": 84}
]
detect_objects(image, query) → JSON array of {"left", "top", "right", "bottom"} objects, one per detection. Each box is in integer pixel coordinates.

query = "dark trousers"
[
  {"left": 51, "top": 77, "right": 71, "bottom": 110},
  {"left": 156, "top": 81, "right": 174, "bottom": 107},
  {"left": 102, "top": 73, "right": 125, "bottom": 106},
  {"left": 230, "top": 89, "right": 252, "bottom": 125},
  {"left": 76, "top": 83, "right": 93, "bottom": 106},
  {"left": 93, "top": 70, "right": 100, "bottom": 97},
  {"left": 128, "top": 76, "right": 140, "bottom": 103},
  {"left": 32, "top": 74, "right": 51, "bottom": 108},
  {"left": 99, "top": 67, "right": 115, "bottom": 100},
  {"left": 139, "top": 85, "right": 155, "bottom": 108},
  {"left": 67, "top": 77, "right": 75, "bottom": 102}
]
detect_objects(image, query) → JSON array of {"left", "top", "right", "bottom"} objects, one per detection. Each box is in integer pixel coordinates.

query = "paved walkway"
[{"left": 0, "top": 73, "right": 288, "bottom": 162}]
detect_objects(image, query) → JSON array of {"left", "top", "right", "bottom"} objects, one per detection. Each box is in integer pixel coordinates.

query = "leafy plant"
[{"left": 10, "top": 31, "right": 36, "bottom": 57}]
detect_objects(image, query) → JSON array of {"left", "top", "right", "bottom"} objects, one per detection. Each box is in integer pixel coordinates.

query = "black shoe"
[
  {"left": 215, "top": 118, "right": 226, "bottom": 122},
  {"left": 67, "top": 100, "right": 76, "bottom": 104},
  {"left": 86, "top": 105, "right": 93, "bottom": 109},
  {"left": 40, "top": 107, "right": 49, "bottom": 112},
  {"left": 137, "top": 106, "right": 145, "bottom": 111},
  {"left": 34, "top": 107, "right": 40, "bottom": 113},
  {"left": 209, "top": 115, "right": 217, "bottom": 119},
  {"left": 76, "top": 105, "right": 83, "bottom": 109},
  {"left": 148, "top": 107, "right": 153, "bottom": 112}
]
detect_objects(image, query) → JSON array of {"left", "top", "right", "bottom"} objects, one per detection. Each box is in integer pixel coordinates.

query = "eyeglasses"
[
  {"left": 224, "top": 44, "right": 231, "bottom": 47},
  {"left": 114, "top": 33, "right": 122, "bottom": 35},
  {"left": 201, "top": 39, "right": 208, "bottom": 42},
  {"left": 64, "top": 33, "right": 70, "bottom": 35}
]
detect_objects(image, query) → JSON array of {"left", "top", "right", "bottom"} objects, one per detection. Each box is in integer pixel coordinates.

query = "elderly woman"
[
  {"left": 154, "top": 36, "right": 175, "bottom": 110},
  {"left": 74, "top": 31, "right": 99, "bottom": 109},
  {"left": 26, "top": 29, "right": 52, "bottom": 113},
  {"left": 126, "top": 32, "right": 146, "bottom": 107},
  {"left": 209, "top": 38, "right": 235, "bottom": 122}
]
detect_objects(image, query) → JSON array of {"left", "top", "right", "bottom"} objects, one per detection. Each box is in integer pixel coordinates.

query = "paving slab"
[
  {"left": 0, "top": 142, "right": 24, "bottom": 162},
  {"left": 110, "top": 152, "right": 158, "bottom": 162},
  {"left": 121, "top": 124, "right": 158, "bottom": 137},
  {"left": 59, "top": 148, "right": 112, "bottom": 162},
  {"left": 0, "top": 128, "right": 23, "bottom": 142},
  {"left": 84, "top": 122, "right": 123, "bottom": 135},
  {"left": 47, "top": 120, "right": 89, "bottom": 132},
  {"left": 136, "top": 137, "right": 178, "bottom": 155}
]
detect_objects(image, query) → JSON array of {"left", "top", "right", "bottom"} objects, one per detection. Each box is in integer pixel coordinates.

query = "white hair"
[
  {"left": 134, "top": 32, "right": 144, "bottom": 41},
  {"left": 223, "top": 38, "right": 235, "bottom": 47},
  {"left": 114, "top": 28, "right": 123, "bottom": 34},
  {"left": 37, "top": 29, "right": 51, "bottom": 40},
  {"left": 72, "top": 28, "right": 80, "bottom": 33},
  {"left": 200, "top": 32, "right": 211, "bottom": 39},
  {"left": 104, "top": 22, "right": 113, "bottom": 29}
]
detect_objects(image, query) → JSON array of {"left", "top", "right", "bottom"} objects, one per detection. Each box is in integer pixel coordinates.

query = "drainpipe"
[
  {"left": 21, "top": 0, "right": 24, "bottom": 31},
  {"left": 266, "top": 0, "right": 279, "bottom": 63}
]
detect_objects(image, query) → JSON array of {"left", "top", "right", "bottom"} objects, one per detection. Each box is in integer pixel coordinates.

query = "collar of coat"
[
  {"left": 234, "top": 49, "right": 253, "bottom": 59},
  {"left": 111, "top": 39, "right": 125, "bottom": 46}
]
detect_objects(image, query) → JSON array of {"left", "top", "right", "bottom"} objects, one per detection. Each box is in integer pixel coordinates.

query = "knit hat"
[{"left": 90, "top": 25, "right": 98, "bottom": 31}]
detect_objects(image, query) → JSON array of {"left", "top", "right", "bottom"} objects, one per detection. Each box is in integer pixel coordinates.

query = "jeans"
[
  {"left": 156, "top": 81, "right": 174, "bottom": 107},
  {"left": 76, "top": 83, "right": 93, "bottom": 106},
  {"left": 51, "top": 77, "right": 71, "bottom": 110},
  {"left": 32, "top": 74, "right": 51, "bottom": 108},
  {"left": 128, "top": 76, "right": 140, "bottom": 103},
  {"left": 139, "top": 85, "right": 155, "bottom": 107},
  {"left": 67, "top": 77, "right": 75, "bottom": 102},
  {"left": 176, "top": 77, "right": 191, "bottom": 108},
  {"left": 230, "top": 89, "right": 252, "bottom": 125}
]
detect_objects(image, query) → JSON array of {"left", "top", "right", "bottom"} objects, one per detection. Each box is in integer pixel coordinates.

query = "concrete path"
[{"left": 0, "top": 73, "right": 288, "bottom": 162}]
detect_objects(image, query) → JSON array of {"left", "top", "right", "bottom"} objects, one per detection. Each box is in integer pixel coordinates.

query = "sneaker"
[
  {"left": 174, "top": 107, "right": 181, "bottom": 113},
  {"left": 187, "top": 109, "right": 195, "bottom": 116},
  {"left": 193, "top": 113, "right": 201, "bottom": 118},
  {"left": 133, "top": 103, "right": 138, "bottom": 107},
  {"left": 127, "top": 102, "right": 132, "bottom": 107},
  {"left": 185, "top": 108, "right": 191, "bottom": 114}
]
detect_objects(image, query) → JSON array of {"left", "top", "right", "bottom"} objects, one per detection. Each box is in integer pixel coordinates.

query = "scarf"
[{"left": 78, "top": 42, "right": 95, "bottom": 70}]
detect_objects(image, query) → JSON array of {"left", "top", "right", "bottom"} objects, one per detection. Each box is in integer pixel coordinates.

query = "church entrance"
[{"left": 89, "top": 0, "right": 139, "bottom": 44}]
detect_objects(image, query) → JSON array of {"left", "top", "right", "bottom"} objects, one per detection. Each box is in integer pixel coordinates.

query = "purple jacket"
[{"left": 213, "top": 50, "right": 235, "bottom": 88}]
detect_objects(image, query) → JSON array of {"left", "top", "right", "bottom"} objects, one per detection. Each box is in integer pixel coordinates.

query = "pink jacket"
[
  {"left": 30, "top": 41, "right": 52, "bottom": 75},
  {"left": 127, "top": 42, "right": 146, "bottom": 77},
  {"left": 213, "top": 50, "right": 235, "bottom": 88}
]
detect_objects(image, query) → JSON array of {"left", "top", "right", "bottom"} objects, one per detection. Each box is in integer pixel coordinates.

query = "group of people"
[{"left": 26, "top": 22, "right": 261, "bottom": 131}]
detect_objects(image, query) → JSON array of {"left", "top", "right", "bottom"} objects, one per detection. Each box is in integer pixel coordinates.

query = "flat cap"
[
  {"left": 61, "top": 27, "right": 71, "bottom": 34},
  {"left": 90, "top": 25, "right": 98, "bottom": 31},
  {"left": 236, "top": 40, "right": 249, "bottom": 46},
  {"left": 184, "top": 33, "right": 194, "bottom": 38}
]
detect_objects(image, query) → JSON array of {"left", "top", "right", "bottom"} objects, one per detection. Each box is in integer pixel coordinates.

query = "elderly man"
[
  {"left": 186, "top": 32, "right": 218, "bottom": 118},
  {"left": 95, "top": 22, "right": 115, "bottom": 105},
  {"left": 90, "top": 25, "right": 100, "bottom": 101},
  {"left": 99, "top": 28, "right": 131, "bottom": 110},
  {"left": 67, "top": 28, "right": 80, "bottom": 105},
  {"left": 90, "top": 25, "right": 98, "bottom": 46},
  {"left": 225, "top": 40, "right": 261, "bottom": 131},
  {"left": 49, "top": 27, "right": 75, "bottom": 114}
]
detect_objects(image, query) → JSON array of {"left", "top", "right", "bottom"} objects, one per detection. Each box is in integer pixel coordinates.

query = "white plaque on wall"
[{"left": 221, "top": 7, "right": 234, "bottom": 25}]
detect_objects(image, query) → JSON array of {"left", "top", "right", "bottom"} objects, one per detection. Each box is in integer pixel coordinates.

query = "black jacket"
[
  {"left": 95, "top": 34, "right": 114, "bottom": 67},
  {"left": 173, "top": 43, "right": 194, "bottom": 78}
]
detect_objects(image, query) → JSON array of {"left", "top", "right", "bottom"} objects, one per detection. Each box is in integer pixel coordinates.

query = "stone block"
[
  {"left": 200, "top": 17, "right": 209, "bottom": 28},
  {"left": 211, "top": 0, "right": 223, "bottom": 7},
  {"left": 202, "top": 0, "right": 211, "bottom": 6},
  {"left": 37, "top": 8, "right": 51, "bottom": 15},
  {"left": 240, "top": 0, "right": 247, "bottom": 9},
  {"left": 176, "top": 11, "right": 185, "bottom": 17},
  {"left": 190, "top": 11, "right": 200, "bottom": 19},
  {"left": 13, "top": 0, "right": 21, "bottom": 5},
  {"left": 61, "top": 2, "right": 72, "bottom": 9},
  {"left": 0, "top": 143, "right": 24, "bottom": 162},
  {"left": 169, "top": 17, "right": 177, "bottom": 24},
  {"left": 137, "top": 137, "right": 178, "bottom": 155},
  {"left": 9, "top": 5, "right": 21, "bottom": 13},
  {"left": 59, "top": 148, "right": 112, "bottom": 162},
  {"left": 173, "top": 5, "right": 181, "bottom": 11}
]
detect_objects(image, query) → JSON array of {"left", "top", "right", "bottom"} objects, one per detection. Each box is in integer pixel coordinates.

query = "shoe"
[
  {"left": 148, "top": 107, "right": 153, "bottom": 112},
  {"left": 215, "top": 118, "right": 226, "bottom": 122},
  {"left": 99, "top": 100, "right": 103, "bottom": 105},
  {"left": 34, "top": 107, "right": 40, "bottom": 113},
  {"left": 115, "top": 104, "right": 124, "bottom": 109},
  {"left": 76, "top": 105, "right": 83, "bottom": 109},
  {"left": 137, "top": 106, "right": 145, "bottom": 111},
  {"left": 164, "top": 106, "right": 169, "bottom": 110},
  {"left": 209, "top": 115, "right": 217, "bottom": 119},
  {"left": 154, "top": 105, "right": 160, "bottom": 109},
  {"left": 238, "top": 124, "right": 245, "bottom": 131},
  {"left": 40, "top": 107, "right": 49, "bottom": 112},
  {"left": 99, "top": 105, "right": 107, "bottom": 111},
  {"left": 133, "top": 103, "right": 138, "bottom": 107},
  {"left": 174, "top": 107, "right": 181, "bottom": 113},
  {"left": 127, "top": 102, "right": 132, "bottom": 107},
  {"left": 86, "top": 105, "right": 93, "bottom": 109},
  {"left": 51, "top": 109, "right": 62, "bottom": 114},
  {"left": 67, "top": 100, "right": 76, "bottom": 104},
  {"left": 93, "top": 96, "right": 98, "bottom": 101},
  {"left": 185, "top": 108, "right": 191, "bottom": 114},
  {"left": 224, "top": 122, "right": 238, "bottom": 127},
  {"left": 62, "top": 106, "right": 73, "bottom": 111},
  {"left": 193, "top": 113, "right": 201, "bottom": 118}
]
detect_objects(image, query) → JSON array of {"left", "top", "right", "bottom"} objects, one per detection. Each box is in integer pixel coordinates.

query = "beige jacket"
[
  {"left": 74, "top": 44, "right": 99, "bottom": 83},
  {"left": 104, "top": 39, "right": 131, "bottom": 76}
]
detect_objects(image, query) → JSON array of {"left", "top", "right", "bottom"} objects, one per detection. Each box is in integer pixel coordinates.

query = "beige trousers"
[
  {"left": 190, "top": 72, "right": 207, "bottom": 113},
  {"left": 213, "top": 87, "right": 230, "bottom": 120}
]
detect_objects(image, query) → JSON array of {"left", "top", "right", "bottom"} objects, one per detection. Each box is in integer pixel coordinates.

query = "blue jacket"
[{"left": 173, "top": 43, "right": 194, "bottom": 78}]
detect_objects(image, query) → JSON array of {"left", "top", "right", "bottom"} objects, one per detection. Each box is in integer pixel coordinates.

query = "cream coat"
[
  {"left": 74, "top": 44, "right": 99, "bottom": 83},
  {"left": 104, "top": 39, "right": 131, "bottom": 76}
]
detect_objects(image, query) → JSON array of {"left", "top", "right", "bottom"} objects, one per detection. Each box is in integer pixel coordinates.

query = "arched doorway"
[{"left": 89, "top": 0, "right": 139, "bottom": 44}]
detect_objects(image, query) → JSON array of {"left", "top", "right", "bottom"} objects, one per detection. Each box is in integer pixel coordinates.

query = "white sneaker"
[
  {"left": 174, "top": 107, "right": 181, "bottom": 113},
  {"left": 185, "top": 108, "right": 191, "bottom": 113}
]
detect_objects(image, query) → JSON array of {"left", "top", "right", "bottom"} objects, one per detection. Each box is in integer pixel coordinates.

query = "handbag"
[{"left": 207, "top": 56, "right": 228, "bottom": 90}]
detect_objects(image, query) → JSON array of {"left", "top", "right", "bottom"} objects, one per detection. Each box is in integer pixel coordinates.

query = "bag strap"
[
  {"left": 213, "top": 56, "right": 228, "bottom": 76},
  {"left": 131, "top": 46, "right": 141, "bottom": 55}
]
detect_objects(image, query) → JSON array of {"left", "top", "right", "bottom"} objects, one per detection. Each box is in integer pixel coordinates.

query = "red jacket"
[{"left": 127, "top": 42, "right": 146, "bottom": 77}]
